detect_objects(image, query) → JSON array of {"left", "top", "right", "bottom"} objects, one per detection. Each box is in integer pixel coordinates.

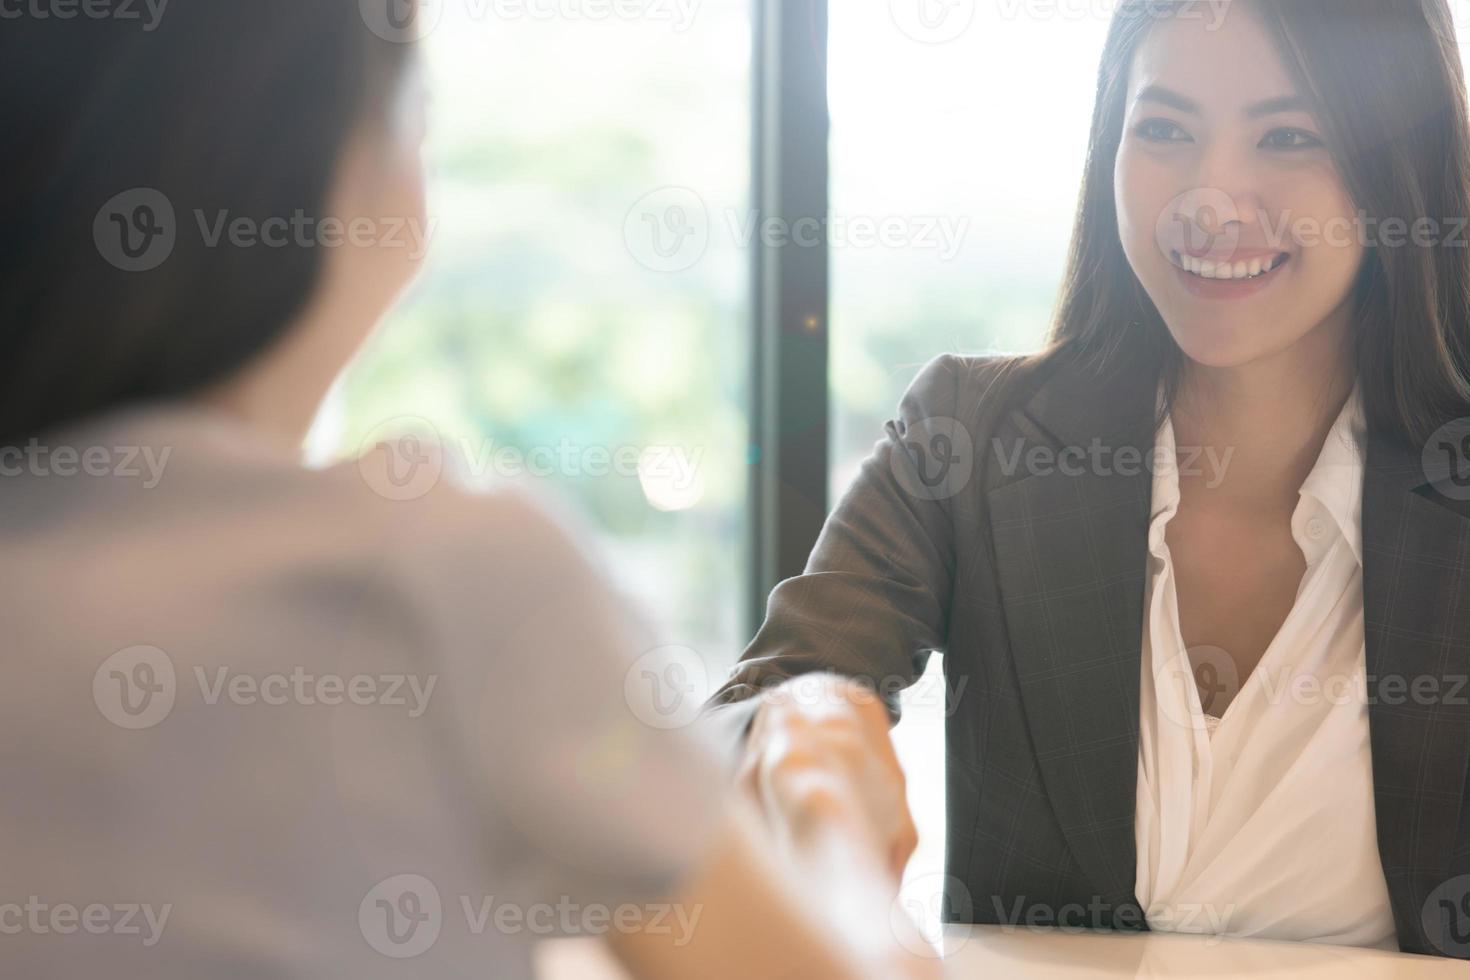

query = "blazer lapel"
[
  {"left": 1362, "top": 430, "right": 1470, "bottom": 955},
  {"left": 983, "top": 359, "right": 1470, "bottom": 949},
  {"left": 985, "top": 357, "right": 1156, "bottom": 915}
]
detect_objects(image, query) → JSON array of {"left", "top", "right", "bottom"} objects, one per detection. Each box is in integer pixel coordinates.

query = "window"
[{"left": 325, "top": 3, "right": 753, "bottom": 670}]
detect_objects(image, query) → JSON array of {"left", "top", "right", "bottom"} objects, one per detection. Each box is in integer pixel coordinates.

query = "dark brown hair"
[
  {"left": 0, "top": 1, "right": 412, "bottom": 446},
  {"left": 1037, "top": 0, "right": 1470, "bottom": 446}
]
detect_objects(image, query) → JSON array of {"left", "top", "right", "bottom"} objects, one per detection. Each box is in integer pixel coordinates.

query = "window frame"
[{"left": 746, "top": 0, "right": 831, "bottom": 635}]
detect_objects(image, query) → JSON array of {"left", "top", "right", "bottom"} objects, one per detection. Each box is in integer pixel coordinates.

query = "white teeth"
[{"left": 1177, "top": 252, "right": 1286, "bottom": 280}]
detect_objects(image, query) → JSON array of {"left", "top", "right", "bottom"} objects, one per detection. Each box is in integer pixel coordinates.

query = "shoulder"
[
  {"left": 897, "top": 350, "right": 1056, "bottom": 436},
  {"left": 46, "top": 406, "right": 628, "bottom": 647},
  {"left": 901, "top": 351, "right": 1018, "bottom": 398},
  {"left": 347, "top": 439, "right": 619, "bottom": 615}
]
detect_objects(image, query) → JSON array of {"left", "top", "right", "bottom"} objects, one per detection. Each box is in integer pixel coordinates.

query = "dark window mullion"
[{"left": 747, "top": 0, "right": 831, "bottom": 637}]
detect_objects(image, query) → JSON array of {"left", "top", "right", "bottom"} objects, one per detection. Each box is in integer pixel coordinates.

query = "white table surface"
[
  {"left": 932, "top": 923, "right": 1466, "bottom": 977},
  {"left": 536, "top": 923, "right": 1468, "bottom": 978}
]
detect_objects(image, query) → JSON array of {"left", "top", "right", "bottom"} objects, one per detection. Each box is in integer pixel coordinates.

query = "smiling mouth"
[{"left": 1171, "top": 250, "right": 1291, "bottom": 280}]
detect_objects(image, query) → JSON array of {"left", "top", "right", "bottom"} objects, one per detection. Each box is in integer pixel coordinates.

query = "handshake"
[{"left": 733, "top": 673, "right": 920, "bottom": 888}]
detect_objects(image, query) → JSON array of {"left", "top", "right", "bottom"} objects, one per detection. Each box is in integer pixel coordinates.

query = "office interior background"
[{"left": 303, "top": 0, "right": 1470, "bottom": 923}]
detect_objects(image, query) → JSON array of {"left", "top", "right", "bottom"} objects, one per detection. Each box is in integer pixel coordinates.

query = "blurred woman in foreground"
[{"left": 0, "top": 3, "right": 931, "bottom": 977}]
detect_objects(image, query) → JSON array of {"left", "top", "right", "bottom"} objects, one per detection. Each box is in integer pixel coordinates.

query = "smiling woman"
[
  {"left": 1115, "top": 24, "right": 1364, "bottom": 383},
  {"left": 715, "top": 0, "right": 1470, "bottom": 959},
  {"left": 1080, "top": 0, "right": 1470, "bottom": 442}
]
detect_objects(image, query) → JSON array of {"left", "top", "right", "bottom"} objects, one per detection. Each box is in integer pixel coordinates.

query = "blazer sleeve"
[{"left": 705, "top": 353, "right": 994, "bottom": 740}]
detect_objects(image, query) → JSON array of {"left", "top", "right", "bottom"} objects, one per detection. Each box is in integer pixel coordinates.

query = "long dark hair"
[
  {"left": 1031, "top": 0, "right": 1470, "bottom": 447},
  {"left": 0, "top": 2, "right": 412, "bottom": 447}
]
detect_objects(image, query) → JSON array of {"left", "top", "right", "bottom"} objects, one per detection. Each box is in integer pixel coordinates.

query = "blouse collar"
[{"left": 1148, "top": 379, "right": 1367, "bottom": 567}]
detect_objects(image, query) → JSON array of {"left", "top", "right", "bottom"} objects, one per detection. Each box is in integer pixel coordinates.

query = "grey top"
[{"left": 0, "top": 403, "right": 726, "bottom": 978}]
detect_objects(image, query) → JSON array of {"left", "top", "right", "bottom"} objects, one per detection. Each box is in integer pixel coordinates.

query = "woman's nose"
[{"left": 1192, "top": 144, "right": 1268, "bottom": 236}]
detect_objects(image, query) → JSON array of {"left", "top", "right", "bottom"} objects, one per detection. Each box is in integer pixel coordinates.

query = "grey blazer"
[{"left": 708, "top": 351, "right": 1470, "bottom": 957}]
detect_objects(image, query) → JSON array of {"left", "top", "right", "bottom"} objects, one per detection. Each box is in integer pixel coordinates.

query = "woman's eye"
[
  {"left": 1134, "top": 118, "right": 1192, "bottom": 144},
  {"left": 1261, "top": 127, "right": 1323, "bottom": 150}
]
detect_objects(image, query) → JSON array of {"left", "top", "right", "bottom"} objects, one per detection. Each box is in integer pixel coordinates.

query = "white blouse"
[{"left": 1133, "top": 382, "right": 1399, "bottom": 949}]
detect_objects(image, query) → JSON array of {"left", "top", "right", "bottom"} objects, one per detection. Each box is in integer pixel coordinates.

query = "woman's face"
[{"left": 1114, "top": 2, "right": 1365, "bottom": 369}]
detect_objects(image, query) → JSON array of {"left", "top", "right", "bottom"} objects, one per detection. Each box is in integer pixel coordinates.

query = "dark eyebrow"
[
  {"left": 1134, "top": 84, "right": 1309, "bottom": 120},
  {"left": 1135, "top": 84, "right": 1200, "bottom": 114}
]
